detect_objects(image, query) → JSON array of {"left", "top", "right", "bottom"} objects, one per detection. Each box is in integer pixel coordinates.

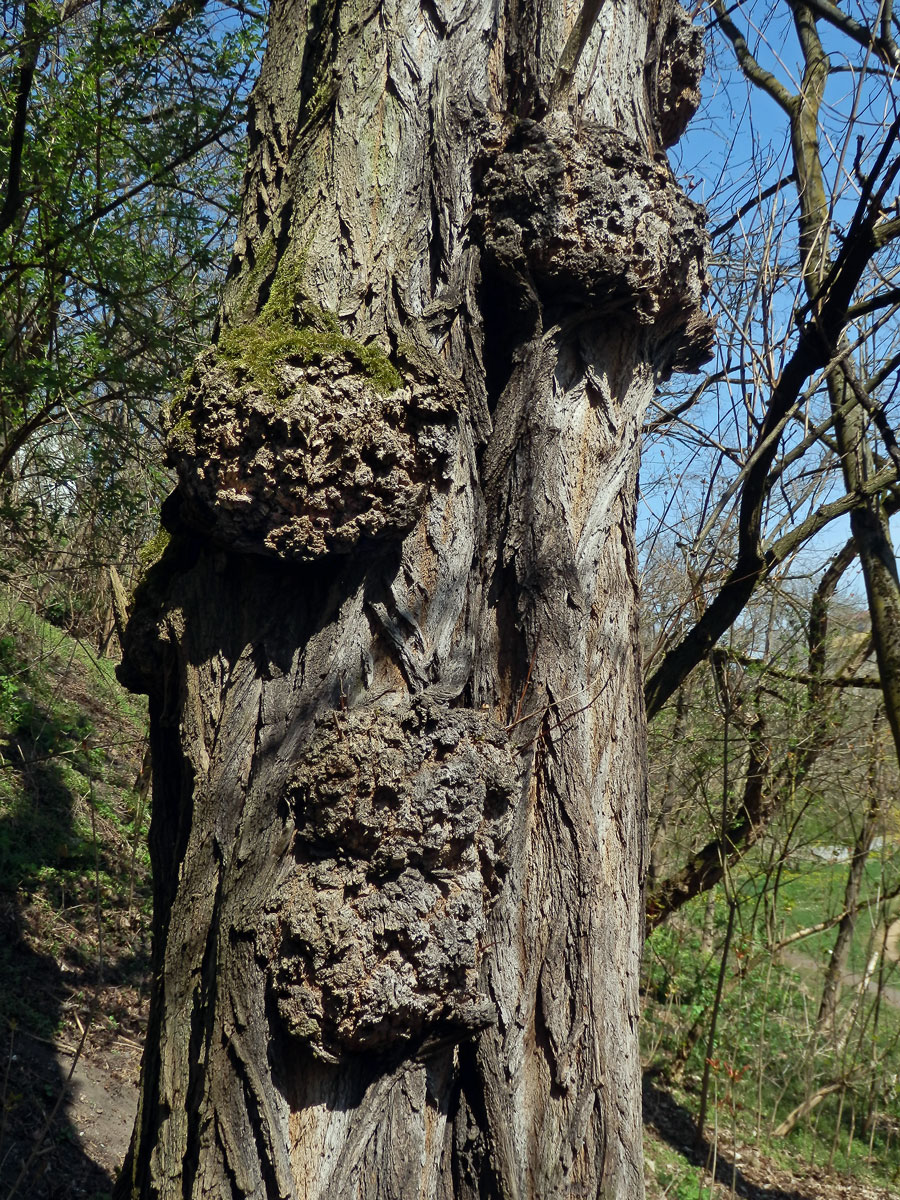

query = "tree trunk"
[
  {"left": 817, "top": 709, "right": 884, "bottom": 1034},
  {"left": 116, "top": 2, "right": 710, "bottom": 1196},
  {"left": 786, "top": 1, "right": 900, "bottom": 769}
]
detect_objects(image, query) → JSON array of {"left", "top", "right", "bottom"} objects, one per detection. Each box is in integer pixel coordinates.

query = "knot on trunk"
[
  {"left": 475, "top": 117, "right": 713, "bottom": 371},
  {"left": 654, "top": 3, "right": 705, "bottom": 148},
  {"left": 164, "top": 322, "right": 462, "bottom": 561},
  {"left": 261, "top": 698, "right": 517, "bottom": 1061}
]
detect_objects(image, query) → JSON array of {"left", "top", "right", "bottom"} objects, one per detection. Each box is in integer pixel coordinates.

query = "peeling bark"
[{"left": 116, "top": 2, "right": 709, "bottom": 1196}]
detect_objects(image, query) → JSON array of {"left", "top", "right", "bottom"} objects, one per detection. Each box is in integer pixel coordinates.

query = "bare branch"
[
  {"left": 711, "top": 0, "right": 796, "bottom": 114},
  {"left": 773, "top": 1085, "right": 845, "bottom": 1138},
  {"left": 846, "top": 286, "right": 900, "bottom": 319},
  {"left": 765, "top": 462, "right": 899, "bottom": 567},
  {"left": 714, "top": 650, "right": 880, "bottom": 689},
  {"left": 644, "top": 371, "right": 729, "bottom": 435},
  {"left": 0, "top": 1, "right": 42, "bottom": 236},
  {"left": 549, "top": 0, "right": 609, "bottom": 105},
  {"left": 836, "top": 352, "right": 900, "bottom": 472},
  {"left": 804, "top": 0, "right": 899, "bottom": 65},
  {"left": 710, "top": 171, "right": 798, "bottom": 240}
]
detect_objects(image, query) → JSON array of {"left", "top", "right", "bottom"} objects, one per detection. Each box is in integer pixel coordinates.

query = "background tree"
[
  {"left": 640, "top": 0, "right": 900, "bottom": 932},
  {"left": 644, "top": 0, "right": 900, "bottom": 738},
  {"left": 115, "top": 0, "right": 711, "bottom": 1195},
  {"left": 0, "top": 0, "right": 264, "bottom": 636},
  {"left": 640, "top": 536, "right": 900, "bottom": 1172},
  {"left": 646, "top": 539, "right": 875, "bottom": 928},
  {"left": 640, "top": 2, "right": 900, "bottom": 1173}
]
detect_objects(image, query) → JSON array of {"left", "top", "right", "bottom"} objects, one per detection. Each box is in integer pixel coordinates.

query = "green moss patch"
[
  {"left": 217, "top": 314, "right": 402, "bottom": 398},
  {"left": 137, "top": 527, "right": 170, "bottom": 569}
]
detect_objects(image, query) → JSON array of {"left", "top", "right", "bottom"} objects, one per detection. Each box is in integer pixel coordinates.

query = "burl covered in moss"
[{"left": 165, "top": 311, "right": 462, "bottom": 561}]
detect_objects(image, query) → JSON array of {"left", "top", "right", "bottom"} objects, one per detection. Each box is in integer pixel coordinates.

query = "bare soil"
[
  {"left": 0, "top": 1029, "right": 140, "bottom": 1199},
  {"left": 0, "top": 923, "right": 145, "bottom": 1200}
]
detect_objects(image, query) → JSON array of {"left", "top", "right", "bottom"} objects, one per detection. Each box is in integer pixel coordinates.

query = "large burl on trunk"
[{"left": 116, "top": 1, "right": 710, "bottom": 1196}]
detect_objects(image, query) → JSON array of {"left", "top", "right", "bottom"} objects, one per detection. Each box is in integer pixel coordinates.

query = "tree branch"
[
  {"left": 846, "top": 286, "right": 900, "bottom": 320},
  {"left": 765, "top": 463, "right": 899, "bottom": 568},
  {"left": 647, "top": 538, "right": 865, "bottom": 931},
  {"left": 805, "top": 0, "right": 898, "bottom": 65},
  {"left": 646, "top": 715, "right": 771, "bottom": 932},
  {"left": 645, "top": 138, "right": 900, "bottom": 721},
  {"left": 773, "top": 1084, "right": 845, "bottom": 1137},
  {"left": 0, "top": 1, "right": 43, "bottom": 237},
  {"left": 835, "top": 352, "right": 900, "bottom": 472},
  {"left": 0, "top": 120, "right": 239, "bottom": 301},
  {"left": 710, "top": 172, "right": 798, "bottom": 240},
  {"left": 714, "top": 650, "right": 880, "bottom": 689},
  {"left": 711, "top": 0, "right": 796, "bottom": 114},
  {"left": 549, "top": 0, "right": 609, "bottom": 105},
  {"left": 643, "top": 371, "right": 728, "bottom": 435}
]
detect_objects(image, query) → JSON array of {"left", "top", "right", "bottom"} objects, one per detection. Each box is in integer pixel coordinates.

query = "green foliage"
[
  {"left": 644, "top": 1133, "right": 718, "bottom": 1200},
  {"left": 0, "top": 0, "right": 265, "bottom": 627},
  {"left": 0, "top": 599, "right": 150, "bottom": 998},
  {"left": 643, "top": 873, "right": 900, "bottom": 1192},
  {"left": 659, "top": 1167, "right": 713, "bottom": 1200},
  {"left": 641, "top": 558, "right": 900, "bottom": 1186}
]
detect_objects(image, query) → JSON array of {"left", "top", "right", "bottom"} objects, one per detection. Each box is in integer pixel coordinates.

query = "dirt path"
[
  {"left": 56, "top": 1039, "right": 140, "bottom": 1181},
  {"left": 1, "top": 1026, "right": 140, "bottom": 1198},
  {"left": 782, "top": 948, "right": 900, "bottom": 1011}
]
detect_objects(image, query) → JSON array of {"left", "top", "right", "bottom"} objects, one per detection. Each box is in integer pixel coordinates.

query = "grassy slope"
[
  {"left": 642, "top": 864, "right": 900, "bottom": 1199},
  {"left": 0, "top": 597, "right": 152, "bottom": 1198}
]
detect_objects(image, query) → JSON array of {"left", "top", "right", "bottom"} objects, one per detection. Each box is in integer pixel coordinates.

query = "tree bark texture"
[{"left": 117, "top": 2, "right": 710, "bottom": 1196}]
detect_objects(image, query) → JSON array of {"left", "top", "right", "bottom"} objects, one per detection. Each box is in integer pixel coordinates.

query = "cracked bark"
[{"left": 115, "top": 2, "right": 709, "bottom": 1196}]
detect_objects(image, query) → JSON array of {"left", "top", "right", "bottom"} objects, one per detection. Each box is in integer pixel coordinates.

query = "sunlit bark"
[{"left": 116, "top": 2, "right": 709, "bottom": 1195}]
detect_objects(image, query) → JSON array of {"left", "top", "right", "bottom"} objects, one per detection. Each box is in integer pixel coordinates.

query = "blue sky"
[{"left": 639, "top": 0, "right": 900, "bottom": 611}]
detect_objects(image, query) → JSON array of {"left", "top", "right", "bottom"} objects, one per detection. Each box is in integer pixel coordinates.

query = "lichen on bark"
[{"left": 260, "top": 698, "right": 517, "bottom": 1062}]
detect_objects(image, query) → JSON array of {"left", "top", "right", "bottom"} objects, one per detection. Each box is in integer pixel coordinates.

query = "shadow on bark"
[{"left": 643, "top": 1076, "right": 807, "bottom": 1200}]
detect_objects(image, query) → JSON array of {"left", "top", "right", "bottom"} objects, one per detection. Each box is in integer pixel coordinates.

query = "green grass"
[
  {"left": 642, "top": 852, "right": 900, "bottom": 1193},
  {"left": 774, "top": 858, "right": 897, "bottom": 974},
  {"left": 645, "top": 1144, "right": 715, "bottom": 1200}
]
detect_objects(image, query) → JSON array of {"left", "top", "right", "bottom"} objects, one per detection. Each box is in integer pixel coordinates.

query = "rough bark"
[{"left": 116, "top": 2, "right": 710, "bottom": 1196}]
